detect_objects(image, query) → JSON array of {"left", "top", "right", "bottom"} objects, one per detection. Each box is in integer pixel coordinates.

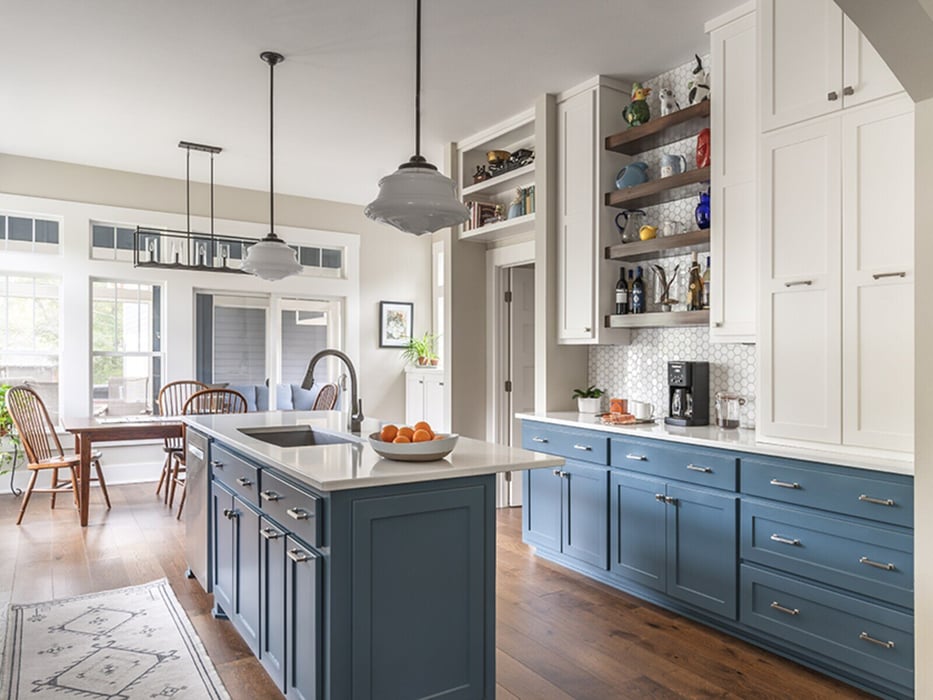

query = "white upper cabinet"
[
  {"left": 760, "top": 0, "right": 903, "bottom": 132},
  {"left": 841, "top": 97, "right": 914, "bottom": 452},
  {"left": 556, "top": 78, "right": 630, "bottom": 346},
  {"left": 708, "top": 7, "right": 758, "bottom": 343},
  {"left": 759, "top": 118, "right": 842, "bottom": 444}
]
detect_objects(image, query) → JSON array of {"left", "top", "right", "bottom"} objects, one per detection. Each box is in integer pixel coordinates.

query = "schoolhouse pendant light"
[
  {"left": 364, "top": 0, "right": 469, "bottom": 235},
  {"left": 242, "top": 51, "right": 303, "bottom": 281}
]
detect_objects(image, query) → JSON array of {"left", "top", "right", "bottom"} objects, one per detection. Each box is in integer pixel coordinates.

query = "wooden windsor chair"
[
  {"left": 5, "top": 385, "right": 110, "bottom": 525},
  {"left": 311, "top": 383, "right": 339, "bottom": 410},
  {"left": 171, "top": 388, "right": 248, "bottom": 518},
  {"left": 156, "top": 380, "right": 207, "bottom": 503}
]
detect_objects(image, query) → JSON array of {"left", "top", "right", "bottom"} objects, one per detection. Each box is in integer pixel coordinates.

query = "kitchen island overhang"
[{"left": 183, "top": 410, "right": 562, "bottom": 700}]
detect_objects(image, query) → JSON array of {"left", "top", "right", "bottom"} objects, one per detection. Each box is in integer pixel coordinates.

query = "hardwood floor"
[{"left": 0, "top": 483, "right": 869, "bottom": 699}]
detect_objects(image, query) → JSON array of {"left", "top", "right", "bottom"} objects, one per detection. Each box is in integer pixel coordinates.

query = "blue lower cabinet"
[
  {"left": 666, "top": 483, "right": 738, "bottom": 619},
  {"left": 741, "top": 564, "right": 914, "bottom": 694},
  {"left": 285, "top": 536, "right": 322, "bottom": 700},
  {"left": 524, "top": 461, "right": 609, "bottom": 569},
  {"left": 259, "top": 517, "right": 287, "bottom": 691},
  {"left": 212, "top": 485, "right": 235, "bottom": 617},
  {"left": 610, "top": 472, "right": 738, "bottom": 619},
  {"left": 610, "top": 471, "right": 666, "bottom": 591}
]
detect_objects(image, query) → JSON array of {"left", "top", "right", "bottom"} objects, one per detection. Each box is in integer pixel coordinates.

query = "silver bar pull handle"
[
  {"left": 859, "top": 556, "right": 895, "bottom": 571},
  {"left": 859, "top": 632, "right": 895, "bottom": 649},
  {"left": 770, "top": 478, "right": 800, "bottom": 489},
  {"left": 770, "top": 534, "right": 801, "bottom": 546},
  {"left": 210, "top": 460, "right": 224, "bottom": 469},
  {"left": 287, "top": 548, "right": 313, "bottom": 563},
  {"left": 260, "top": 527, "right": 282, "bottom": 540},
  {"left": 573, "top": 444, "right": 592, "bottom": 451},
  {"left": 260, "top": 490, "right": 281, "bottom": 502},
  {"left": 686, "top": 464, "right": 712, "bottom": 473},
  {"left": 859, "top": 494, "right": 895, "bottom": 507},
  {"left": 235, "top": 476, "right": 252, "bottom": 487},
  {"left": 784, "top": 280, "right": 813, "bottom": 288},
  {"left": 287, "top": 507, "right": 310, "bottom": 521},
  {"left": 872, "top": 271, "right": 906, "bottom": 280},
  {"left": 770, "top": 601, "right": 799, "bottom": 616},
  {"left": 626, "top": 454, "right": 647, "bottom": 461},
  {"left": 188, "top": 444, "right": 204, "bottom": 460},
  {"left": 532, "top": 436, "right": 548, "bottom": 443}
]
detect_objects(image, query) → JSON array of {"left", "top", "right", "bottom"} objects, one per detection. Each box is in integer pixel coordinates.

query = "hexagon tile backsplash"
[{"left": 589, "top": 329, "right": 757, "bottom": 428}]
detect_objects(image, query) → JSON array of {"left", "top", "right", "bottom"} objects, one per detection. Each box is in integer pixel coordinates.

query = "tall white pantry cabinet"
[{"left": 757, "top": 0, "right": 913, "bottom": 453}]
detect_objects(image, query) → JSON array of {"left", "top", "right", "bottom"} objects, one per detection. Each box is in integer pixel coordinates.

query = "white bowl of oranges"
[{"left": 368, "top": 421, "right": 459, "bottom": 462}]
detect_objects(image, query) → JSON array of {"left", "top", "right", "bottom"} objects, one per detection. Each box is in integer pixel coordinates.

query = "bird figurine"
[
  {"left": 623, "top": 82, "right": 651, "bottom": 127},
  {"left": 687, "top": 55, "right": 710, "bottom": 105},
  {"left": 658, "top": 87, "right": 680, "bottom": 116}
]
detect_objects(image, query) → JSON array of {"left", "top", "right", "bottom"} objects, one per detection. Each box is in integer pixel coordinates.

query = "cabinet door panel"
[
  {"left": 523, "top": 466, "right": 562, "bottom": 552},
  {"left": 405, "top": 373, "right": 424, "bottom": 426},
  {"left": 609, "top": 471, "right": 666, "bottom": 592},
  {"left": 234, "top": 498, "right": 261, "bottom": 655},
  {"left": 666, "top": 484, "right": 738, "bottom": 619},
  {"left": 760, "top": 0, "right": 842, "bottom": 131},
  {"left": 259, "top": 518, "right": 287, "bottom": 691},
  {"left": 285, "top": 536, "right": 321, "bottom": 700},
  {"left": 842, "top": 99, "right": 914, "bottom": 451},
  {"left": 422, "top": 375, "right": 447, "bottom": 431},
  {"left": 212, "top": 486, "right": 235, "bottom": 617},
  {"left": 562, "top": 461, "right": 608, "bottom": 569},
  {"left": 842, "top": 17, "right": 903, "bottom": 108},
  {"left": 557, "top": 91, "right": 596, "bottom": 342}
]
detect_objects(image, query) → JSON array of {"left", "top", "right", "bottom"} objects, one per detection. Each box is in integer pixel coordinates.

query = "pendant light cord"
[
  {"left": 415, "top": 0, "right": 422, "bottom": 159},
  {"left": 269, "top": 55, "right": 276, "bottom": 234}
]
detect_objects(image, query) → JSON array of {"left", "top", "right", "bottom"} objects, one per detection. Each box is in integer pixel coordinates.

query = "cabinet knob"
[
  {"left": 584, "top": 327, "right": 592, "bottom": 333},
  {"left": 843, "top": 85, "right": 855, "bottom": 96},
  {"left": 827, "top": 90, "right": 839, "bottom": 101},
  {"left": 654, "top": 493, "right": 666, "bottom": 502},
  {"left": 260, "top": 527, "right": 282, "bottom": 540},
  {"left": 287, "top": 507, "right": 310, "bottom": 521},
  {"left": 222, "top": 508, "right": 238, "bottom": 520},
  {"left": 287, "top": 548, "right": 314, "bottom": 563},
  {"left": 235, "top": 477, "right": 252, "bottom": 487},
  {"left": 210, "top": 460, "right": 224, "bottom": 469},
  {"left": 260, "top": 490, "right": 281, "bottom": 502}
]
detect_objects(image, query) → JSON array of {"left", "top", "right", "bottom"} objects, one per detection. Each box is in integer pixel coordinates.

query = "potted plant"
[
  {"left": 572, "top": 385, "right": 604, "bottom": 414},
  {"left": 0, "top": 384, "right": 19, "bottom": 475},
  {"left": 401, "top": 332, "right": 439, "bottom": 366}
]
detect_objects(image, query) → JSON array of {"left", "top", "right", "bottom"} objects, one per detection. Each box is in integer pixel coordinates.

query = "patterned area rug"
[{"left": 0, "top": 579, "right": 229, "bottom": 699}]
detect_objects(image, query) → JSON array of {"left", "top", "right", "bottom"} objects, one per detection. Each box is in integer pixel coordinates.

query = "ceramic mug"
[
  {"left": 659, "top": 220, "right": 685, "bottom": 237},
  {"left": 629, "top": 401, "right": 654, "bottom": 420},
  {"left": 660, "top": 153, "right": 687, "bottom": 178}
]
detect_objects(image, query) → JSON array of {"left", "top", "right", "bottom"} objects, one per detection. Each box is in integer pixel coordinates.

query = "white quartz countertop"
[
  {"left": 185, "top": 410, "right": 563, "bottom": 492},
  {"left": 516, "top": 412, "right": 914, "bottom": 476}
]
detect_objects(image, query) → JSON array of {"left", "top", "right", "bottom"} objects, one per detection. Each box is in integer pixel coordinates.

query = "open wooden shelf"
[
  {"left": 459, "top": 212, "right": 535, "bottom": 243},
  {"left": 605, "top": 167, "right": 710, "bottom": 210},
  {"left": 461, "top": 163, "right": 535, "bottom": 198},
  {"left": 605, "top": 229, "right": 710, "bottom": 262},
  {"left": 605, "top": 310, "right": 709, "bottom": 329},
  {"left": 605, "top": 101, "right": 710, "bottom": 155}
]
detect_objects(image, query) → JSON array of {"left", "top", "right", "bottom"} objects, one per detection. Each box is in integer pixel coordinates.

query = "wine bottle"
[
  {"left": 701, "top": 255, "right": 711, "bottom": 310},
  {"left": 631, "top": 266, "right": 646, "bottom": 314},
  {"left": 615, "top": 266, "right": 629, "bottom": 314},
  {"left": 687, "top": 252, "right": 703, "bottom": 311}
]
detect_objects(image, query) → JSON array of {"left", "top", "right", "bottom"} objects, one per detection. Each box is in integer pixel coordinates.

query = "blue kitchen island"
[{"left": 182, "top": 410, "right": 562, "bottom": 700}]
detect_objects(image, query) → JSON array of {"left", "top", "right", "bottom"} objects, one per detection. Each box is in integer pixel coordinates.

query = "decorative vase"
[
  {"left": 576, "top": 397, "right": 601, "bottom": 414},
  {"left": 695, "top": 191, "right": 711, "bottom": 230}
]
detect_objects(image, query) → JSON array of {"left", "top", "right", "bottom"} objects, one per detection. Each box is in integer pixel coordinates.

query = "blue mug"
[{"left": 615, "top": 162, "right": 649, "bottom": 189}]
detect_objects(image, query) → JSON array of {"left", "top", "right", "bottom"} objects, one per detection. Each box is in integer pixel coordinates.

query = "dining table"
[{"left": 62, "top": 415, "right": 184, "bottom": 526}]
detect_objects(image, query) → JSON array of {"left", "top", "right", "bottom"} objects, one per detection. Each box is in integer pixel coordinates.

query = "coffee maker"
[{"left": 665, "top": 361, "right": 709, "bottom": 426}]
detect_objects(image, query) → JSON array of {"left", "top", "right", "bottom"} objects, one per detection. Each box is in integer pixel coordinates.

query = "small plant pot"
[
  {"left": 577, "top": 397, "right": 601, "bottom": 414},
  {"left": 429, "top": 358, "right": 439, "bottom": 366},
  {"left": 417, "top": 357, "right": 429, "bottom": 366}
]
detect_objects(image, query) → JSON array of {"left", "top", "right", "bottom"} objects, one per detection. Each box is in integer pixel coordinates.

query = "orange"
[
  {"left": 414, "top": 421, "right": 434, "bottom": 437},
  {"left": 392, "top": 435, "right": 411, "bottom": 444},
  {"left": 397, "top": 426, "right": 415, "bottom": 440},
  {"left": 380, "top": 424, "right": 399, "bottom": 442},
  {"left": 432, "top": 434, "right": 446, "bottom": 441},
  {"left": 412, "top": 429, "right": 432, "bottom": 443}
]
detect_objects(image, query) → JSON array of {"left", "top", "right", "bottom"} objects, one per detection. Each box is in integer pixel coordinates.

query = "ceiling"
[{"left": 1, "top": 0, "right": 738, "bottom": 205}]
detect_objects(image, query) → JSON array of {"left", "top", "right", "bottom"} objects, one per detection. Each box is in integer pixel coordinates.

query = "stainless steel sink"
[{"left": 238, "top": 425, "right": 353, "bottom": 448}]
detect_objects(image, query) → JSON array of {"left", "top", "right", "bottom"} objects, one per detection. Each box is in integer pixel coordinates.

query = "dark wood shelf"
[
  {"left": 605, "top": 167, "right": 710, "bottom": 210},
  {"left": 605, "top": 229, "right": 710, "bottom": 262},
  {"left": 605, "top": 101, "right": 710, "bottom": 155},
  {"left": 604, "top": 310, "right": 710, "bottom": 329}
]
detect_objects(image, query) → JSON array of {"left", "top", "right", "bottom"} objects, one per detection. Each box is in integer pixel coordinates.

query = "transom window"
[{"left": 0, "top": 213, "right": 61, "bottom": 254}]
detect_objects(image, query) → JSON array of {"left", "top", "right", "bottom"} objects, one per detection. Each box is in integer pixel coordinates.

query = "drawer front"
[
  {"left": 611, "top": 438, "right": 738, "bottom": 491},
  {"left": 522, "top": 422, "right": 608, "bottom": 465},
  {"left": 742, "top": 500, "right": 913, "bottom": 609},
  {"left": 210, "top": 443, "right": 260, "bottom": 507},
  {"left": 259, "top": 469, "right": 322, "bottom": 548},
  {"left": 741, "top": 456, "right": 913, "bottom": 527},
  {"left": 741, "top": 565, "right": 913, "bottom": 691}
]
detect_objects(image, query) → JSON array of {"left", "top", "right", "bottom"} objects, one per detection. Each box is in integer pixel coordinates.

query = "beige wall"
[{"left": 0, "top": 153, "right": 433, "bottom": 422}]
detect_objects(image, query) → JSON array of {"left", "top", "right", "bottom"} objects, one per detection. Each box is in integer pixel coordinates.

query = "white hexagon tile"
[{"left": 593, "top": 54, "right": 758, "bottom": 429}]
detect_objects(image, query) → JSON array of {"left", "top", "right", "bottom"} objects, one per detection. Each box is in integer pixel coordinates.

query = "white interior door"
[{"left": 509, "top": 265, "right": 536, "bottom": 447}]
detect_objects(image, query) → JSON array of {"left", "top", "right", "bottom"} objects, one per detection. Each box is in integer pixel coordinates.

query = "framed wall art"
[{"left": 379, "top": 301, "right": 413, "bottom": 347}]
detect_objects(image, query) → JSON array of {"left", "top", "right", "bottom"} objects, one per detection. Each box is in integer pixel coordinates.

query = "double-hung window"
[
  {"left": 91, "top": 280, "right": 163, "bottom": 416},
  {"left": 0, "top": 274, "right": 61, "bottom": 420}
]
